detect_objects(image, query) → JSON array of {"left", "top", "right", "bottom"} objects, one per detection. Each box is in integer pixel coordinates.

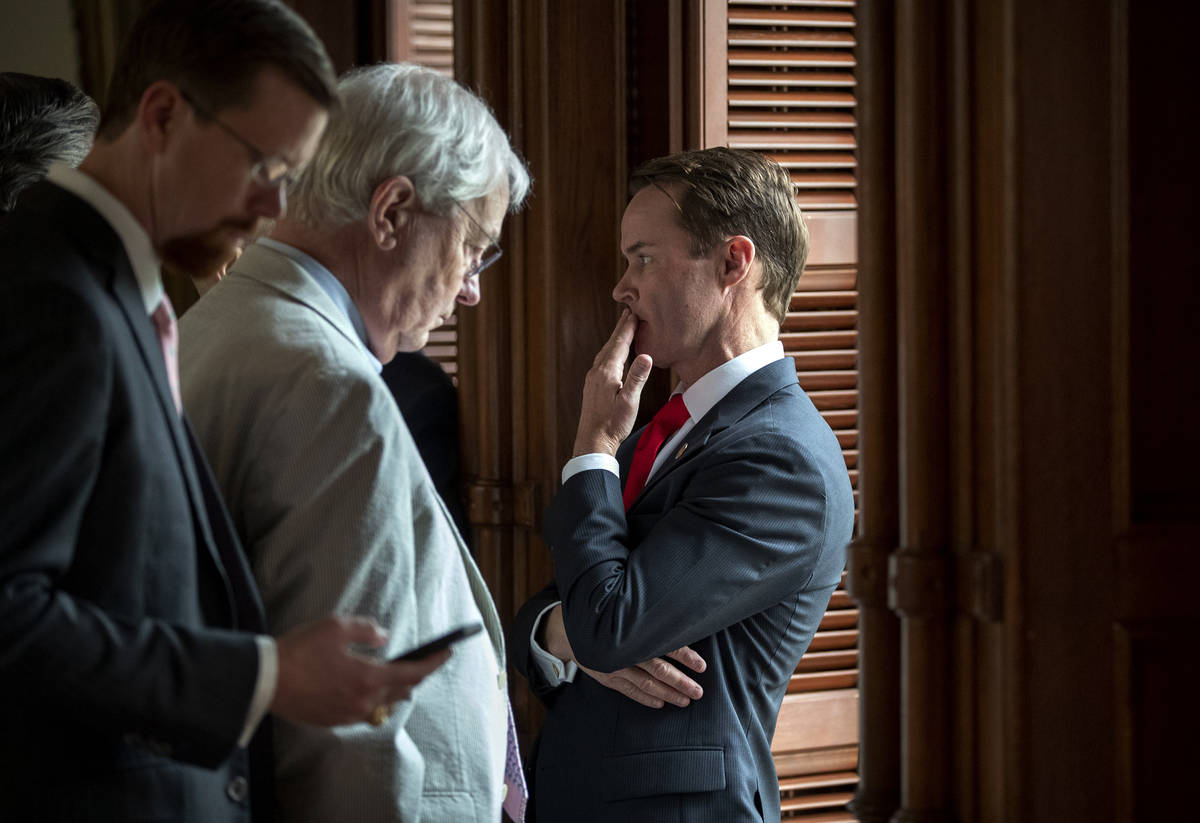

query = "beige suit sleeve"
[{"left": 228, "top": 363, "right": 428, "bottom": 821}]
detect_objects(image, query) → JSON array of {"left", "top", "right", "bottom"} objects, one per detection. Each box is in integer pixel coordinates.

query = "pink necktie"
[
  {"left": 151, "top": 294, "right": 182, "bottom": 413},
  {"left": 622, "top": 393, "right": 690, "bottom": 510},
  {"left": 503, "top": 697, "right": 527, "bottom": 822}
]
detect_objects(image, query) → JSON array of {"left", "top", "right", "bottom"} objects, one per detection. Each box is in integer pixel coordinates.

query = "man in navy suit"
[
  {"left": 513, "top": 147, "right": 854, "bottom": 822},
  {"left": 0, "top": 3, "right": 444, "bottom": 821}
]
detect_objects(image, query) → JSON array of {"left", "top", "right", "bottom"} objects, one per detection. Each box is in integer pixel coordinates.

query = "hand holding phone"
[{"left": 390, "top": 623, "right": 483, "bottom": 662}]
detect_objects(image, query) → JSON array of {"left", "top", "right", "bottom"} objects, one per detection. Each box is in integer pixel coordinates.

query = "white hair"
[{"left": 288, "top": 62, "right": 529, "bottom": 226}]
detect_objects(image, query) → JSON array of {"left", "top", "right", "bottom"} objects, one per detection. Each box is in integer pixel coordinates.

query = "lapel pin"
[{"left": 674, "top": 442, "right": 688, "bottom": 460}]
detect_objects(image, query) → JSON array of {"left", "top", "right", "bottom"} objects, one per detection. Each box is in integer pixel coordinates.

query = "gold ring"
[{"left": 368, "top": 704, "right": 391, "bottom": 727}]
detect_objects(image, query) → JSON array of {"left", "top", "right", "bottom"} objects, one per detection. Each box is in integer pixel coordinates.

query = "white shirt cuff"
[
  {"left": 238, "top": 635, "right": 278, "bottom": 748},
  {"left": 529, "top": 601, "right": 577, "bottom": 686},
  {"left": 562, "top": 453, "right": 620, "bottom": 485}
]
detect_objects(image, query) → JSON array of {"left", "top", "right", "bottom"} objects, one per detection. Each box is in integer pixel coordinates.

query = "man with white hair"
[{"left": 179, "top": 63, "right": 530, "bottom": 822}]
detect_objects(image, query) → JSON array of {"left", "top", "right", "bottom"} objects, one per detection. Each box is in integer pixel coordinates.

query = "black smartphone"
[{"left": 389, "top": 623, "right": 483, "bottom": 662}]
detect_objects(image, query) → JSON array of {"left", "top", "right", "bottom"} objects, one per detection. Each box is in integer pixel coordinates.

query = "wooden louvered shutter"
[
  {"left": 387, "top": 0, "right": 459, "bottom": 379},
  {"left": 388, "top": 0, "right": 455, "bottom": 77},
  {"left": 704, "top": 1, "right": 861, "bottom": 819}
]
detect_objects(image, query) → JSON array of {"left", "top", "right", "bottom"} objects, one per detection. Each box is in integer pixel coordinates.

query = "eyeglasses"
[
  {"left": 180, "top": 89, "right": 300, "bottom": 190},
  {"left": 454, "top": 201, "right": 503, "bottom": 279}
]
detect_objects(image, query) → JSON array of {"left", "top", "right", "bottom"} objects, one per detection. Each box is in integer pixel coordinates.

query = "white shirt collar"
[
  {"left": 46, "top": 164, "right": 163, "bottom": 314},
  {"left": 257, "top": 237, "right": 383, "bottom": 373},
  {"left": 678, "top": 339, "right": 785, "bottom": 421},
  {"left": 559, "top": 340, "right": 787, "bottom": 486}
]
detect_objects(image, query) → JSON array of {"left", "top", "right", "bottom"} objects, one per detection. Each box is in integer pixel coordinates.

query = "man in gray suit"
[{"left": 180, "top": 63, "right": 530, "bottom": 822}]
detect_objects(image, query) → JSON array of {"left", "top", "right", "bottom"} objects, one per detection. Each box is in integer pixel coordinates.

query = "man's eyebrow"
[{"left": 622, "top": 240, "right": 652, "bottom": 256}]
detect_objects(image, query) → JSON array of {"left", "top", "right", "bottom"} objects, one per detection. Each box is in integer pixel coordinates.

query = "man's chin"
[
  {"left": 161, "top": 234, "right": 242, "bottom": 280},
  {"left": 394, "top": 330, "right": 429, "bottom": 355}
]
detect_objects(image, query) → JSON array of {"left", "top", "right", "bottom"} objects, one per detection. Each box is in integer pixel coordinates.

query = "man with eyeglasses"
[
  {"left": 0, "top": 3, "right": 450, "bottom": 823},
  {"left": 178, "top": 62, "right": 530, "bottom": 822}
]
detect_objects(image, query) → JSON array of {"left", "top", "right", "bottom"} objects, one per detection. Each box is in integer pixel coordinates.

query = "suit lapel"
[
  {"left": 629, "top": 357, "right": 801, "bottom": 507},
  {"left": 37, "top": 182, "right": 248, "bottom": 629},
  {"left": 27, "top": 184, "right": 199, "bottom": 496},
  {"left": 109, "top": 247, "right": 250, "bottom": 623},
  {"left": 185, "top": 420, "right": 268, "bottom": 632},
  {"left": 25, "top": 183, "right": 250, "bottom": 627},
  {"left": 232, "top": 243, "right": 372, "bottom": 360}
]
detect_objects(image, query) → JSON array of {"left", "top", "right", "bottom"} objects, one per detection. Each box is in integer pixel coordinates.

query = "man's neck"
[
  {"left": 674, "top": 315, "right": 780, "bottom": 388},
  {"left": 78, "top": 139, "right": 154, "bottom": 241},
  {"left": 269, "top": 218, "right": 359, "bottom": 288}
]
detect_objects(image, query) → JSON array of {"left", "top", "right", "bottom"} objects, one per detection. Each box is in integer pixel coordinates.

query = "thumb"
[
  {"left": 338, "top": 616, "right": 388, "bottom": 648},
  {"left": 622, "top": 354, "right": 653, "bottom": 403}
]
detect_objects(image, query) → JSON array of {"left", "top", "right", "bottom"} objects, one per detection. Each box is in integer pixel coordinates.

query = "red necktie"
[
  {"left": 151, "top": 294, "right": 182, "bottom": 414},
  {"left": 622, "top": 393, "right": 690, "bottom": 510}
]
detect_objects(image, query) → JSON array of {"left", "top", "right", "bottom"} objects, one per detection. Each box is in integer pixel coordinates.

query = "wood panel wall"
[
  {"left": 850, "top": 1, "right": 1200, "bottom": 821},
  {"left": 281, "top": 2, "right": 1200, "bottom": 818},
  {"left": 453, "top": 0, "right": 631, "bottom": 747}
]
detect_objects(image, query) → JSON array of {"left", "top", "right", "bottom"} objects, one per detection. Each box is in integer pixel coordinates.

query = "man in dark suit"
[
  {"left": 0, "top": 3, "right": 445, "bottom": 821},
  {"left": 513, "top": 147, "right": 855, "bottom": 822}
]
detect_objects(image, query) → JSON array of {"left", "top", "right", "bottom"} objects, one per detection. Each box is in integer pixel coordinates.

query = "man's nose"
[
  {"left": 457, "top": 275, "right": 481, "bottom": 306},
  {"left": 251, "top": 182, "right": 287, "bottom": 220},
  {"left": 612, "top": 267, "right": 634, "bottom": 304}
]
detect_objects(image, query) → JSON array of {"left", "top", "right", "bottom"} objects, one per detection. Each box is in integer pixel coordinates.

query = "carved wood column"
[
  {"left": 454, "top": 0, "right": 521, "bottom": 651},
  {"left": 454, "top": 0, "right": 629, "bottom": 749},
  {"left": 889, "top": 2, "right": 956, "bottom": 821},
  {"left": 846, "top": 1, "right": 900, "bottom": 821}
]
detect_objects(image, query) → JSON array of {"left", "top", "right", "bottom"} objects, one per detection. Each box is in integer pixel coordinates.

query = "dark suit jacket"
[
  {"left": 380, "top": 351, "right": 472, "bottom": 545},
  {"left": 512, "top": 357, "right": 854, "bottom": 822},
  {"left": 0, "top": 182, "right": 271, "bottom": 822}
]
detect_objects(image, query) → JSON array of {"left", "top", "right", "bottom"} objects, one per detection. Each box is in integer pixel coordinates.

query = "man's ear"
[
  {"left": 137, "top": 81, "right": 184, "bottom": 154},
  {"left": 721, "top": 235, "right": 757, "bottom": 290},
  {"left": 369, "top": 175, "right": 417, "bottom": 251}
]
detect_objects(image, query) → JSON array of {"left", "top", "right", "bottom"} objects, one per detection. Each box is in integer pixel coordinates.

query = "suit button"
[{"left": 226, "top": 776, "right": 249, "bottom": 804}]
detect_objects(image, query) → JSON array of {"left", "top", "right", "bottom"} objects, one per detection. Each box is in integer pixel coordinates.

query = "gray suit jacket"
[{"left": 179, "top": 243, "right": 508, "bottom": 822}]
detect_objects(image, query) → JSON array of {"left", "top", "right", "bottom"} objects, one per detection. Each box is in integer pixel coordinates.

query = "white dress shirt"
[
  {"left": 531, "top": 340, "right": 787, "bottom": 685},
  {"left": 45, "top": 164, "right": 276, "bottom": 747}
]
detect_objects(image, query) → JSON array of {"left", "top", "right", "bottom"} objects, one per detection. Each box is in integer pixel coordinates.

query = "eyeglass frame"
[
  {"left": 453, "top": 201, "right": 503, "bottom": 279},
  {"left": 179, "top": 89, "right": 300, "bottom": 190}
]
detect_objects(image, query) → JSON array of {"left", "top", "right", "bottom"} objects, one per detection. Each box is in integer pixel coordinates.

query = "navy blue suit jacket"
[
  {"left": 513, "top": 357, "right": 853, "bottom": 822},
  {"left": 0, "top": 183, "right": 272, "bottom": 822}
]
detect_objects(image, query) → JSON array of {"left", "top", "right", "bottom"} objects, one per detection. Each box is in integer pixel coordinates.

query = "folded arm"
[{"left": 547, "top": 426, "right": 831, "bottom": 673}]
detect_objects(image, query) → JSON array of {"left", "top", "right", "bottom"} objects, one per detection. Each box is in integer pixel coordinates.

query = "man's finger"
[
  {"left": 620, "top": 354, "right": 653, "bottom": 403},
  {"left": 380, "top": 649, "right": 450, "bottom": 702},
  {"left": 635, "top": 658, "right": 700, "bottom": 702},
  {"left": 582, "top": 664, "right": 669, "bottom": 709},
  {"left": 596, "top": 308, "right": 637, "bottom": 365},
  {"left": 667, "top": 645, "right": 707, "bottom": 675},
  {"left": 336, "top": 616, "right": 388, "bottom": 648},
  {"left": 610, "top": 673, "right": 666, "bottom": 709},
  {"left": 632, "top": 671, "right": 691, "bottom": 707}
]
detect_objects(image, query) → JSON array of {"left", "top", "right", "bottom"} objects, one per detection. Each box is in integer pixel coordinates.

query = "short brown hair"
[
  {"left": 97, "top": 0, "right": 337, "bottom": 139},
  {"left": 630, "top": 147, "right": 809, "bottom": 323}
]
